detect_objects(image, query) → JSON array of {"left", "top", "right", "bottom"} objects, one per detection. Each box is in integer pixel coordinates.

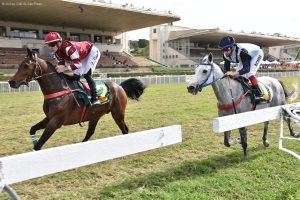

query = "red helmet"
[{"left": 44, "top": 32, "right": 62, "bottom": 44}]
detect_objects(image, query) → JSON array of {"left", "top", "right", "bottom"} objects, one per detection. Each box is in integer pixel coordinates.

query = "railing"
[
  {"left": 0, "top": 75, "right": 188, "bottom": 93},
  {"left": 0, "top": 71, "right": 299, "bottom": 93}
]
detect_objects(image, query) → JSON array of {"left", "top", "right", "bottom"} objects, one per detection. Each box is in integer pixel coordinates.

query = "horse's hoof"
[
  {"left": 224, "top": 143, "right": 230, "bottom": 147},
  {"left": 292, "top": 132, "right": 300, "bottom": 138},
  {"left": 263, "top": 141, "right": 269, "bottom": 147}
]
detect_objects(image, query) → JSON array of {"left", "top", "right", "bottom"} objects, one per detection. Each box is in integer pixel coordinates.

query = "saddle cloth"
[{"left": 76, "top": 81, "right": 112, "bottom": 106}]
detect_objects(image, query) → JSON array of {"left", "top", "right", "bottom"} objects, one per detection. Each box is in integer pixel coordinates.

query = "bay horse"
[
  {"left": 8, "top": 48, "right": 145, "bottom": 151},
  {"left": 187, "top": 53, "right": 298, "bottom": 157}
]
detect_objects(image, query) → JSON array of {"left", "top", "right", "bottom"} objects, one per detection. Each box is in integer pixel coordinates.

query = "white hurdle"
[
  {"left": 213, "top": 103, "right": 300, "bottom": 159},
  {"left": 0, "top": 125, "right": 182, "bottom": 185}
]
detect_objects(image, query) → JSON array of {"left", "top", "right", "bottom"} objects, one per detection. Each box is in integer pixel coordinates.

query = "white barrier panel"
[
  {"left": 213, "top": 105, "right": 282, "bottom": 133},
  {"left": 213, "top": 103, "right": 300, "bottom": 159},
  {"left": 0, "top": 125, "right": 182, "bottom": 185}
]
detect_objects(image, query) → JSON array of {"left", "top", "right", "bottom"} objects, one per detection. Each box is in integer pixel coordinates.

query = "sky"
[{"left": 110, "top": 0, "right": 300, "bottom": 40}]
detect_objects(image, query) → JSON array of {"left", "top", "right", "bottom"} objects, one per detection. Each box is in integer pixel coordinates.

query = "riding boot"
[
  {"left": 252, "top": 85, "right": 264, "bottom": 102},
  {"left": 84, "top": 74, "right": 99, "bottom": 105}
]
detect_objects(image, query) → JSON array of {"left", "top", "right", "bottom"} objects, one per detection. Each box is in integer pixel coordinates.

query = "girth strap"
[
  {"left": 218, "top": 90, "right": 254, "bottom": 111},
  {"left": 44, "top": 89, "right": 81, "bottom": 100}
]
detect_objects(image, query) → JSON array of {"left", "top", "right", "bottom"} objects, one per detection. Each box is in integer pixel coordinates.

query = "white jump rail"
[
  {"left": 0, "top": 125, "right": 182, "bottom": 185},
  {"left": 213, "top": 103, "right": 300, "bottom": 159}
]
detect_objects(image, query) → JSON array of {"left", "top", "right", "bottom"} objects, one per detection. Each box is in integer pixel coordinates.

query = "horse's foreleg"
[
  {"left": 286, "top": 117, "right": 300, "bottom": 138},
  {"left": 263, "top": 121, "right": 270, "bottom": 147},
  {"left": 33, "top": 117, "right": 63, "bottom": 151},
  {"left": 82, "top": 120, "right": 99, "bottom": 142},
  {"left": 224, "top": 131, "right": 231, "bottom": 147},
  {"left": 239, "top": 127, "right": 247, "bottom": 158},
  {"left": 30, "top": 117, "right": 49, "bottom": 145}
]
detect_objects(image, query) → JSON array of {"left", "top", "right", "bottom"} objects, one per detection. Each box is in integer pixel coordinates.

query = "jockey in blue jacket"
[{"left": 219, "top": 36, "right": 264, "bottom": 102}]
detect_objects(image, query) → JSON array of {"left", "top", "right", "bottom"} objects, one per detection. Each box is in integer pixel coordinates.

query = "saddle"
[
  {"left": 235, "top": 77, "right": 271, "bottom": 105},
  {"left": 63, "top": 74, "right": 111, "bottom": 106}
]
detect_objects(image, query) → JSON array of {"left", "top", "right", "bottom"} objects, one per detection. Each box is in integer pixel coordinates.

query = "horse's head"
[
  {"left": 187, "top": 53, "right": 217, "bottom": 95},
  {"left": 9, "top": 48, "right": 40, "bottom": 88}
]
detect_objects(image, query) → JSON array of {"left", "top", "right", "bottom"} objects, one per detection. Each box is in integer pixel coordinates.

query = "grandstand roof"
[
  {"left": 0, "top": 0, "right": 180, "bottom": 32},
  {"left": 168, "top": 29, "right": 300, "bottom": 47}
]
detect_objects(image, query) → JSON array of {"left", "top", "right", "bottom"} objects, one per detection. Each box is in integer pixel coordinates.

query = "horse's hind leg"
[
  {"left": 263, "top": 121, "right": 270, "bottom": 147},
  {"left": 239, "top": 127, "right": 247, "bottom": 158},
  {"left": 82, "top": 120, "right": 99, "bottom": 142},
  {"left": 286, "top": 117, "right": 300, "bottom": 138},
  {"left": 30, "top": 117, "right": 49, "bottom": 145},
  {"left": 111, "top": 108, "right": 128, "bottom": 135}
]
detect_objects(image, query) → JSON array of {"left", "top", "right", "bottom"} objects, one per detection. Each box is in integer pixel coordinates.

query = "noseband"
[{"left": 195, "top": 63, "right": 225, "bottom": 91}]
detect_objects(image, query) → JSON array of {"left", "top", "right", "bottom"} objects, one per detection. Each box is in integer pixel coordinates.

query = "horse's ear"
[
  {"left": 26, "top": 48, "right": 33, "bottom": 59},
  {"left": 208, "top": 52, "right": 213, "bottom": 63}
]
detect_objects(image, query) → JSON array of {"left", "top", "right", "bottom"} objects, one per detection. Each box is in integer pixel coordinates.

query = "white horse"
[{"left": 187, "top": 53, "right": 298, "bottom": 157}]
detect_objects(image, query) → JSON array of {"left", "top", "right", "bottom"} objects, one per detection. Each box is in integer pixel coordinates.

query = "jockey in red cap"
[{"left": 45, "top": 32, "right": 101, "bottom": 105}]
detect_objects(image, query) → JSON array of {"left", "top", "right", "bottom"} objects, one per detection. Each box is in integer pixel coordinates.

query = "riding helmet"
[{"left": 219, "top": 36, "right": 236, "bottom": 50}]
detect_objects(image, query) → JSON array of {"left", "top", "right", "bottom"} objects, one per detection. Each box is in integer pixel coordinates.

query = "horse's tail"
[
  {"left": 120, "top": 78, "right": 146, "bottom": 100},
  {"left": 278, "top": 80, "right": 298, "bottom": 101}
]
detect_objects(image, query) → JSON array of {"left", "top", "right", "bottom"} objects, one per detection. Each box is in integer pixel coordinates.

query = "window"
[
  {"left": 94, "top": 35, "right": 102, "bottom": 43},
  {"left": 70, "top": 34, "right": 80, "bottom": 41},
  {"left": 11, "top": 28, "right": 37, "bottom": 39},
  {"left": 0, "top": 26, "right": 5, "bottom": 37},
  {"left": 153, "top": 28, "right": 157, "bottom": 33}
]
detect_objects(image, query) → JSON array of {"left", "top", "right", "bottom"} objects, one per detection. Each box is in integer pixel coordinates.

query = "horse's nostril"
[{"left": 188, "top": 86, "right": 195, "bottom": 90}]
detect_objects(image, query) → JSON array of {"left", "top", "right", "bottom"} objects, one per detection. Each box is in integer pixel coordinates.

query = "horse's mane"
[
  {"left": 45, "top": 60, "right": 56, "bottom": 71},
  {"left": 43, "top": 60, "right": 73, "bottom": 82}
]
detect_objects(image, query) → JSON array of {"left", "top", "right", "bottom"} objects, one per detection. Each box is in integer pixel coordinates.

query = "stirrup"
[
  {"left": 91, "top": 99, "right": 101, "bottom": 106},
  {"left": 254, "top": 96, "right": 265, "bottom": 103}
]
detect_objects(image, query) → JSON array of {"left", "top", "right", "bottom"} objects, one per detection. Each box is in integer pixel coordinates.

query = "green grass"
[{"left": 0, "top": 77, "right": 300, "bottom": 199}]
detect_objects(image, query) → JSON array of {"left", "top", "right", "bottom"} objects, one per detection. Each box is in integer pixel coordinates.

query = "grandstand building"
[
  {"left": 0, "top": 0, "right": 180, "bottom": 72},
  {"left": 149, "top": 24, "right": 300, "bottom": 67}
]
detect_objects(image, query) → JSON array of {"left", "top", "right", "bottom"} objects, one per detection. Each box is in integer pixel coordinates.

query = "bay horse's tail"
[
  {"left": 120, "top": 78, "right": 146, "bottom": 100},
  {"left": 279, "top": 80, "right": 298, "bottom": 101}
]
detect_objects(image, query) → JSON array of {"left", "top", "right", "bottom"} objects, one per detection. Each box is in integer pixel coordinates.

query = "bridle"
[
  {"left": 195, "top": 63, "right": 225, "bottom": 92},
  {"left": 24, "top": 55, "right": 56, "bottom": 85}
]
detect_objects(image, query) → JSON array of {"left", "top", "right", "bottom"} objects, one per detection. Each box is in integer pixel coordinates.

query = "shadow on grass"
[{"left": 98, "top": 146, "right": 265, "bottom": 198}]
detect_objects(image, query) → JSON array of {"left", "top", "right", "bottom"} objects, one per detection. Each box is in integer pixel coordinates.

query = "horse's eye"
[
  {"left": 23, "top": 64, "right": 29, "bottom": 70},
  {"left": 203, "top": 69, "right": 208, "bottom": 73}
]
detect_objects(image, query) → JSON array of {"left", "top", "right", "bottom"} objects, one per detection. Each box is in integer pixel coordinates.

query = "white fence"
[
  {"left": 213, "top": 104, "right": 300, "bottom": 159},
  {"left": 0, "top": 75, "right": 188, "bottom": 93},
  {"left": 0, "top": 125, "right": 182, "bottom": 185},
  {"left": 1, "top": 71, "right": 300, "bottom": 93}
]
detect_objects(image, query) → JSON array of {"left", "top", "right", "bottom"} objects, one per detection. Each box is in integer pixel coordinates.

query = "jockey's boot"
[
  {"left": 84, "top": 74, "right": 100, "bottom": 105},
  {"left": 253, "top": 85, "right": 264, "bottom": 102}
]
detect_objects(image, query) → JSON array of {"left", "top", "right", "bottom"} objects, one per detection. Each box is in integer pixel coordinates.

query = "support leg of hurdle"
[{"left": 279, "top": 112, "right": 300, "bottom": 159}]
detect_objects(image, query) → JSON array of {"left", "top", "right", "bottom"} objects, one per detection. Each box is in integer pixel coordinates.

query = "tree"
[
  {"left": 130, "top": 40, "right": 139, "bottom": 51},
  {"left": 138, "top": 39, "right": 149, "bottom": 48}
]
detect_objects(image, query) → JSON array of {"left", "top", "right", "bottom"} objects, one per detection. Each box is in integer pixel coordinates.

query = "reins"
[
  {"left": 194, "top": 63, "right": 253, "bottom": 112},
  {"left": 30, "top": 58, "right": 80, "bottom": 107},
  {"left": 195, "top": 63, "right": 225, "bottom": 92},
  {"left": 227, "top": 77, "right": 237, "bottom": 114}
]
